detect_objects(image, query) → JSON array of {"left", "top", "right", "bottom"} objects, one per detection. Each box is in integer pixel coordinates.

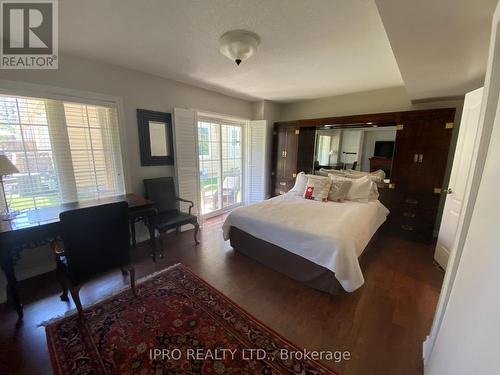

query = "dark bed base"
[{"left": 229, "top": 226, "right": 343, "bottom": 295}]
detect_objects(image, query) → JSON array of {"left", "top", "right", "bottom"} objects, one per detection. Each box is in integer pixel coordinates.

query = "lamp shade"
[
  {"left": 0, "top": 155, "right": 19, "bottom": 176},
  {"left": 219, "top": 30, "right": 260, "bottom": 66}
]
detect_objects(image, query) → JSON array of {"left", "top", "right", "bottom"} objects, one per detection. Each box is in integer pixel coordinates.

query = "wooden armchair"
[
  {"left": 52, "top": 201, "right": 136, "bottom": 321},
  {"left": 143, "top": 177, "right": 200, "bottom": 258}
]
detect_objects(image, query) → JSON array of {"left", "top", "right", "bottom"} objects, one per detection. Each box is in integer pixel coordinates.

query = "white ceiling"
[
  {"left": 60, "top": 0, "right": 496, "bottom": 103},
  {"left": 60, "top": 0, "right": 404, "bottom": 102},
  {"left": 375, "top": 0, "right": 497, "bottom": 100}
]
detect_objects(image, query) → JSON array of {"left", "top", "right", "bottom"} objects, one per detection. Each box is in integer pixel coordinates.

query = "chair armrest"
[
  {"left": 176, "top": 197, "right": 194, "bottom": 215},
  {"left": 50, "top": 239, "right": 65, "bottom": 256}
]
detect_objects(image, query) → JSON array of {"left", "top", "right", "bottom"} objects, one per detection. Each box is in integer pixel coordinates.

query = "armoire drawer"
[
  {"left": 273, "top": 179, "right": 296, "bottom": 196},
  {"left": 384, "top": 214, "right": 435, "bottom": 243}
]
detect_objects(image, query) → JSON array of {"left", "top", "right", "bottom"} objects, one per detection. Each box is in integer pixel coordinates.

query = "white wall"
[
  {"left": 0, "top": 54, "right": 253, "bottom": 303},
  {"left": 279, "top": 86, "right": 463, "bottom": 121}
]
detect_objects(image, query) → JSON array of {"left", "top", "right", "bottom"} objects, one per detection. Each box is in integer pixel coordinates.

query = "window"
[
  {"left": 197, "top": 123, "right": 211, "bottom": 158},
  {"left": 0, "top": 94, "right": 125, "bottom": 212}
]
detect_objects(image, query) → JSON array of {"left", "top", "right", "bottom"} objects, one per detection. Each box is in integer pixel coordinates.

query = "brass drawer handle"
[
  {"left": 279, "top": 182, "right": 286, "bottom": 186},
  {"left": 401, "top": 224, "right": 414, "bottom": 231},
  {"left": 403, "top": 212, "right": 416, "bottom": 218},
  {"left": 405, "top": 198, "right": 418, "bottom": 205}
]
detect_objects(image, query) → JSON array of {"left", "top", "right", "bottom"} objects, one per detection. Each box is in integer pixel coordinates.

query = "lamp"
[
  {"left": 0, "top": 154, "right": 19, "bottom": 220},
  {"left": 219, "top": 30, "right": 260, "bottom": 66}
]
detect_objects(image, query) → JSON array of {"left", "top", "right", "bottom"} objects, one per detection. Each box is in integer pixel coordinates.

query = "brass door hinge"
[
  {"left": 434, "top": 187, "right": 442, "bottom": 194},
  {"left": 396, "top": 124, "right": 404, "bottom": 130},
  {"left": 295, "top": 129, "right": 300, "bottom": 135},
  {"left": 389, "top": 183, "right": 396, "bottom": 189},
  {"left": 445, "top": 122, "right": 454, "bottom": 129},
  {"left": 292, "top": 173, "right": 297, "bottom": 178}
]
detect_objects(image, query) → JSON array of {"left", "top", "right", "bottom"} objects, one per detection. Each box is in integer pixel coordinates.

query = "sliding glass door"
[{"left": 198, "top": 118, "right": 243, "bottom": 216}]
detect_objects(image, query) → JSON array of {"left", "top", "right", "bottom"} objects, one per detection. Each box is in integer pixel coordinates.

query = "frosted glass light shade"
[{"left": 219, "top": 30, "right": 260, "bottom": 65}]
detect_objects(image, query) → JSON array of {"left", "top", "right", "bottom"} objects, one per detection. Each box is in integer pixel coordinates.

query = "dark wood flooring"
[{"left": 0, "top": 218, "right": 444, "bottom": 375}]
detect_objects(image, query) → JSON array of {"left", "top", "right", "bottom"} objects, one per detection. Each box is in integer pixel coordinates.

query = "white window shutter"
[
  {"left": 246, "top": 120, "right": 268, "bottom": 204},
  {"left": 173, "top": 108, "right": 200, "bottom": 216}
]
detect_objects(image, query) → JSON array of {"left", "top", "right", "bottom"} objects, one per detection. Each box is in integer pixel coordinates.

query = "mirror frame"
[{"left": 137, "top": 109, "right": 174, "bottom": 166}]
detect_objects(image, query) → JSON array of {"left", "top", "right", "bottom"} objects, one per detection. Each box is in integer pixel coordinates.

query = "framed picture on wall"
[{"left": 137, "top": 109, "right": 174, "bottom": 166}]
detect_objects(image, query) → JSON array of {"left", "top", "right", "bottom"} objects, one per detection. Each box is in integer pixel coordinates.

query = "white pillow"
[
  {"left": 289, "top": 172, "right": 329, "bottom": 196},
  {"left": 316, "top": 168, "right": 346, "bottom": 177},
  {"left": 344, "top": 169, "right": 385, "bottom": 186},
  {"left": 303, "top": 176, "right": 331, "bottom": 202},
  {"left": 328, "top": 178, "right": 352, "bottom": 202},
  {"left": 324, "top": 169, "right": 346, "bottom": 177},
  {"left": 369, "top": 182, "right": 379, "bottom": 201},
  {"left": 330, "top": 175, "right": 374, "bottom": 203},
  {"left": 289, "top": 172, "right": 307, "bottom": 196}
]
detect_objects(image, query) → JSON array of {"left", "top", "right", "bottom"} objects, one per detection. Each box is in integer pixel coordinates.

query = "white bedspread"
[{"left": 222, "top": 194, "right": 389, "bottom": 292}]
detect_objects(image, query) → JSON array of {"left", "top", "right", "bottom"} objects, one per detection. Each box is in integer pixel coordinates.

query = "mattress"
[{"left": 223, "top": 193, "right": 389, "bottom": 292}]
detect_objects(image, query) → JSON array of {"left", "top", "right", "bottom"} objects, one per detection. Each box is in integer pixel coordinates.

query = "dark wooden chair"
[
  {"left": 52, "top": 201, "right": 136, "bottom": 320},
  {"left": 144, "top": 177, "right": 200, "bottom": 257}
]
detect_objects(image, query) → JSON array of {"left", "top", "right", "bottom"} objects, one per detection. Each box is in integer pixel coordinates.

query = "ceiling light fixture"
[{"left": 219, "top": 30, "right": 260, "bottom": 66}]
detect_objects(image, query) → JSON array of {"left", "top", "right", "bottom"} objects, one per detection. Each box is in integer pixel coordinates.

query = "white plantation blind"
[
  {"left": 0, "top": 94, "right": 125, "bottom": 211},
  {"left": 246, "top": 120, "right": 267, "bottom": 204},
  {"left": 173, "top": 108, "right": 200, "bottom": 216}
]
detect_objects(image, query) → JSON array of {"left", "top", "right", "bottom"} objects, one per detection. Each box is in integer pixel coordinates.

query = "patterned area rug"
[{"left": 46, "top": 264, "right": 338, "bottom": 374}]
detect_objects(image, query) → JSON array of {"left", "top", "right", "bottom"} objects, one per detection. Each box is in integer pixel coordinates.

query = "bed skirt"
[{"left": 229, "top": 226, "right": 343, "bottom": 295}]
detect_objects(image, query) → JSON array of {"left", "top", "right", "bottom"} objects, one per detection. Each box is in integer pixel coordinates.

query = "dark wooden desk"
[{"left": 0, "top": 193, "right": 156, "bottom": 319}]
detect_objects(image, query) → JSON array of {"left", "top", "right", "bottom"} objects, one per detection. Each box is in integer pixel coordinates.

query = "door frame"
[{"left": 424, "top": 5, "right": 500, "bottom": 367}]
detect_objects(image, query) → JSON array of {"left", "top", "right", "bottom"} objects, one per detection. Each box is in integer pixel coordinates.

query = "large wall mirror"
[
  {"left": 314, "top": 125, "right": 397, "bottom": 179},
  {"left": 137, "top": 109, "right": 174, "bottom": 166}
]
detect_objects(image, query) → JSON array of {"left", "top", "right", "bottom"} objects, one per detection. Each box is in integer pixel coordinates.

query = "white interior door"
[{"left": 434, "top": 87, "right": 484, "bottom": 270}]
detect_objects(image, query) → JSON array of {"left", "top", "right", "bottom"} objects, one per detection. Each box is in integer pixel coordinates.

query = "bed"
[{"left": 222, "top": 193, "right": 389, "bottom": 294}]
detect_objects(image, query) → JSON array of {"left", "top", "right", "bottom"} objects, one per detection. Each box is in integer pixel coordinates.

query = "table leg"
[
  {"left": 0, "top": 252, "right": 23, "bottom": 319},
  {"left": 147, "top": 218, "right": 156, "bottom": 262},
  {"left": 130, "top": 219, "right": 137, "bottom": 248}
]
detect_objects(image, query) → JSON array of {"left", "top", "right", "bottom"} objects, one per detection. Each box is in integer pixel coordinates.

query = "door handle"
[{"left": 442, "top": 188, "right": 453, "bottom": 194}]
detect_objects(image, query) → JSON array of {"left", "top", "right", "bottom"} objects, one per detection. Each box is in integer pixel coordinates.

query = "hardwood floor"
[{"left": 0, "top": 219, "right": 443, "bottom": 375}]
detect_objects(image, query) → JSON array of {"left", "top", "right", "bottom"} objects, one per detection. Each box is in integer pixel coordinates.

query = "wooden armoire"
[{"left": 271, "top": 108, "right": 456, "bottom": 243}]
